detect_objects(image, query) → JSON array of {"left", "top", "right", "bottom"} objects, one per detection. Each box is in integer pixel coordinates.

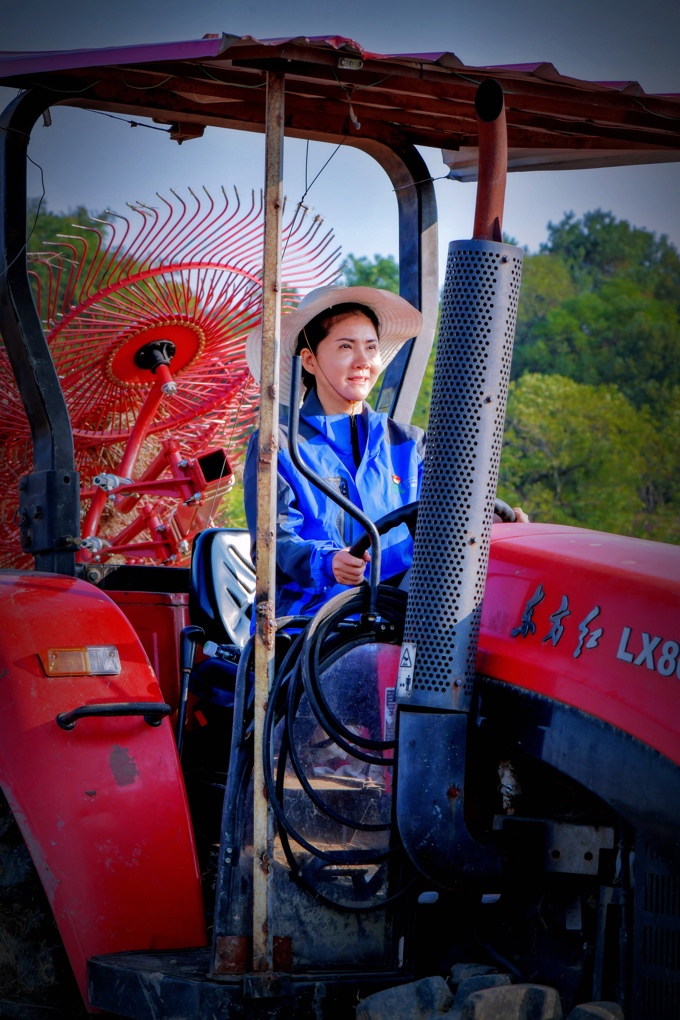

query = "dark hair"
[{"left": 294, "top": 303, "right": 380, "bottom": 392}]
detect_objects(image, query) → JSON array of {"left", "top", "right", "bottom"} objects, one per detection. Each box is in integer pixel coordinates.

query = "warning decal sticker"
[{"left": 396, "top": 642, "right": 416, "bottom": 698}]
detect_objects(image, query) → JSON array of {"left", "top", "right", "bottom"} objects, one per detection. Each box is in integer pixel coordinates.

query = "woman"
[{"left": 244, "top": 285, "right": 526, "bottom": 619}]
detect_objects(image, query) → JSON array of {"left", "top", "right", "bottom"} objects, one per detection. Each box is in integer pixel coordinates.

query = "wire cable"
[
  {"left": 255, "top": 582, "right": 417, "bottom": 912},
  {"left": 0, "top": 152, "right": 46, "bottom": 280}
]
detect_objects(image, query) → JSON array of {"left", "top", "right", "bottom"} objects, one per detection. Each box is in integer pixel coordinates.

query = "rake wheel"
[{"left": 0, "top": 186, "right": 341, "bottom": 566}]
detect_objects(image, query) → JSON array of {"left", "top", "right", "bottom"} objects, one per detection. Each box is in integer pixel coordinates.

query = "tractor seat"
[{"left": 189, "top": 528, "right": 255, "bottom": 648}]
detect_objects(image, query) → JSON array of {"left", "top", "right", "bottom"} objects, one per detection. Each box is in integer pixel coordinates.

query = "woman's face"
[{"left": 301, "top": 312, "right": 382, "bottom": 414}]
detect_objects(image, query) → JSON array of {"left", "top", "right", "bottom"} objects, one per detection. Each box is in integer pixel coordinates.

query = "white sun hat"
[{"left": 245, "top": 285, "right": 423, "bottom": 405}]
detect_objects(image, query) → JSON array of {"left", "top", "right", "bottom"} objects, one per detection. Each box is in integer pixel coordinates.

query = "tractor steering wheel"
[{"left": 348, "top": 497, "right": 516, "bottom": 558}]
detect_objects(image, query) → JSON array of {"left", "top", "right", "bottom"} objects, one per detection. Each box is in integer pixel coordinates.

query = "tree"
[
  {"left": 514, "top": 278, "right": 680, "bottom": 407},
  {"left": 215, "top": 475, "right": 248, "bottom": 530},
  {"left": 515, "top": 253, "right": 575, "bottom": 337},
  {"left": 498, "top": 373, "right": 677, "bottom": 539},
  {"left": 542, "top": 209, "right": 680, "bottom": 305},
  {"left": 635, "top": 387, "right": 680, "bottom": 543},
  {"left": 26, "top": 199, "right": 111, "bottom": 315},
  {"left": 512, "top": 212, "right": 680, "bottom": 412},
  {"left": 411, "top": 338, "right": 436, "bottom": 432},
  {"left": 342, "top": 253, "right": 399, "bottom": 292},
  {"left": 393, "top": 212, "right": 680, "bottom": 543}
]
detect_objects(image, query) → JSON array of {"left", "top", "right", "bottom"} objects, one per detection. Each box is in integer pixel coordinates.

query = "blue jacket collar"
[{"left": 300, "top": 389, "right": 369, "bottom": 426}]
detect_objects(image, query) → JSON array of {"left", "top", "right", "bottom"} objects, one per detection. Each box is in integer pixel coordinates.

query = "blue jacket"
[{"left": 244, "top": 390, "right": 425, "bottom": 618}]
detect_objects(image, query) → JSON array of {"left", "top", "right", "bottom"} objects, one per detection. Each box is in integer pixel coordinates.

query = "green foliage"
[
  {"left": 500, "top": 374, "right": 680, "bottom": 541},
  {"left": 411, "top": 213, "right": 679, "bottom": 543},
  {"left": 215, "top": 477, "right": 248, "bottom": 530},
  {"left": 543, "top": 209, "right": 680, "bottom": 303},
  {"left": 635, "top": 387, "right": 680, "bottom": 543},
  {"left": 509, "top": 213, "right": 679, "bottom": 541},
  {"left": 515, "top": 253, "right": 576, "bottom": 335},
  {"left": 26, "top": 199, "right": 111, "bottom": 314},
  {"left": 500, "top": 374, "right": 652, "bottom": 535},
  {"left": 411, "top": 335, "right": 436, "bottom": 431},
  {"left": 27, "top": 198, "right": 97, "bottom": 246},
  {"left": 514, "top": 212, "right": 680, "bottom": 411},
  {"left": 514, "top": 277, "right": 680, "bottom": 407},
  {"left": 342, "top": 252, "right": 399, "bottom": 292}
]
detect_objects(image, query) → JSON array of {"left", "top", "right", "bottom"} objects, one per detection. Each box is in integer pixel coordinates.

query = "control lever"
[
  {"left": 203, "top": 640, "right": 241, "bottom": 664},
  {"left": 177, "top": 625, "right": 204, "bottom": 758}
]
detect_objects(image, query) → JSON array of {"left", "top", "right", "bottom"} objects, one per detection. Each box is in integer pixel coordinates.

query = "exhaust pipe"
[
  {"left": 395, "top": 80, "right": 523, "bottom": 885},
  {"left": 472, "top": 78, "right": 508, "bottom": 243}
]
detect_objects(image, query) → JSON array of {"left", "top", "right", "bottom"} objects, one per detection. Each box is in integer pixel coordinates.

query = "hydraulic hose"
[
  {"left": 263, "top": 588, "right": 401, "bottom": 847},
  {"left": 258, "top": 583, "right": 417, "bottom": 912},
  {"left": 215, "top": 617, "right": 309, "bottom": 873},
  {"left": 300, "top": 586, "right": 406, "bottom": 758}
]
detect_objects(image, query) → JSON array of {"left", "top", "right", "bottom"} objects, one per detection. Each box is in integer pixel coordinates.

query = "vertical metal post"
[
  {"left": 252, "top": 71, "right": 284, "bottom": 973},
  {"left": 369, "top": 142, "right": 438, "bottom": 424},
  {"left": 0, "top": 88, "right": 80, "bottom": 574}
]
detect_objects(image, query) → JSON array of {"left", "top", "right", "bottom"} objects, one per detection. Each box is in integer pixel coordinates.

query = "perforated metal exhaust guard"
[{"left": 397, "top": 239, "right": 522, "bottom": 711}]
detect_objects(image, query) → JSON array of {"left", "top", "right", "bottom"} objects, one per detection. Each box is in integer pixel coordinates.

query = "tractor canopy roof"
[{"left": 1, "top": 33, "right": 678, "bottom": 175}]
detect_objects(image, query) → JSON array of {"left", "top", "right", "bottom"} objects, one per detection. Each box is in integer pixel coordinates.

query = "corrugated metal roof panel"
[
  {"left": 0, "top": 37, "right": 231, "bottom": 78},
  {"left": 0, "top": 34, "right": 677, "bottom": 170}
]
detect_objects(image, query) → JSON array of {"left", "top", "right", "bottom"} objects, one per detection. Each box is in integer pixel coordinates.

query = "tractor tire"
[{"left": 0, "top": 788, "right": 88, "bottom": 1019}]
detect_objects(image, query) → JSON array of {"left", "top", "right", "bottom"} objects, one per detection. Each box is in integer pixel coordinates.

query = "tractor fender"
[
  {"left": 0, "top": 570, "right": 206, "bottom": 1008},
  {"left": 479, "top": 524, "right": 680, "bottom": 767},
  {"left": 476, "top": 677, "right": 680, "bottom": 865},
  {"left": 475, "top": 524, "right": 680, "bottom": 863}
]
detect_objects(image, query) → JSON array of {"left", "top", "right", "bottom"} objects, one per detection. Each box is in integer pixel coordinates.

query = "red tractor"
[{"left": 0, "top": 35, "right": 678, "bottom": 1020}]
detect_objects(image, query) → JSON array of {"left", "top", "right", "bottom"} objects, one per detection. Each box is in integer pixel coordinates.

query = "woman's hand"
[
  {"left": 332, "top": 548, "right": 370, "bottom": 586},
  {"left": 493, "top": 506, "right": 531, "bottom": 523}
]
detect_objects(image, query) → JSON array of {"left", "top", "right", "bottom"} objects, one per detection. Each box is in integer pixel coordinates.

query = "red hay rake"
[{"left": 0, "top": 187, "right": 340, "bottom": 568}]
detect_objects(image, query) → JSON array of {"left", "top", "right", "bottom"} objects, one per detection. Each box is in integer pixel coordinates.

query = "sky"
[{"left": 1, "top": 0, "right": 679, "bottom": 284}]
